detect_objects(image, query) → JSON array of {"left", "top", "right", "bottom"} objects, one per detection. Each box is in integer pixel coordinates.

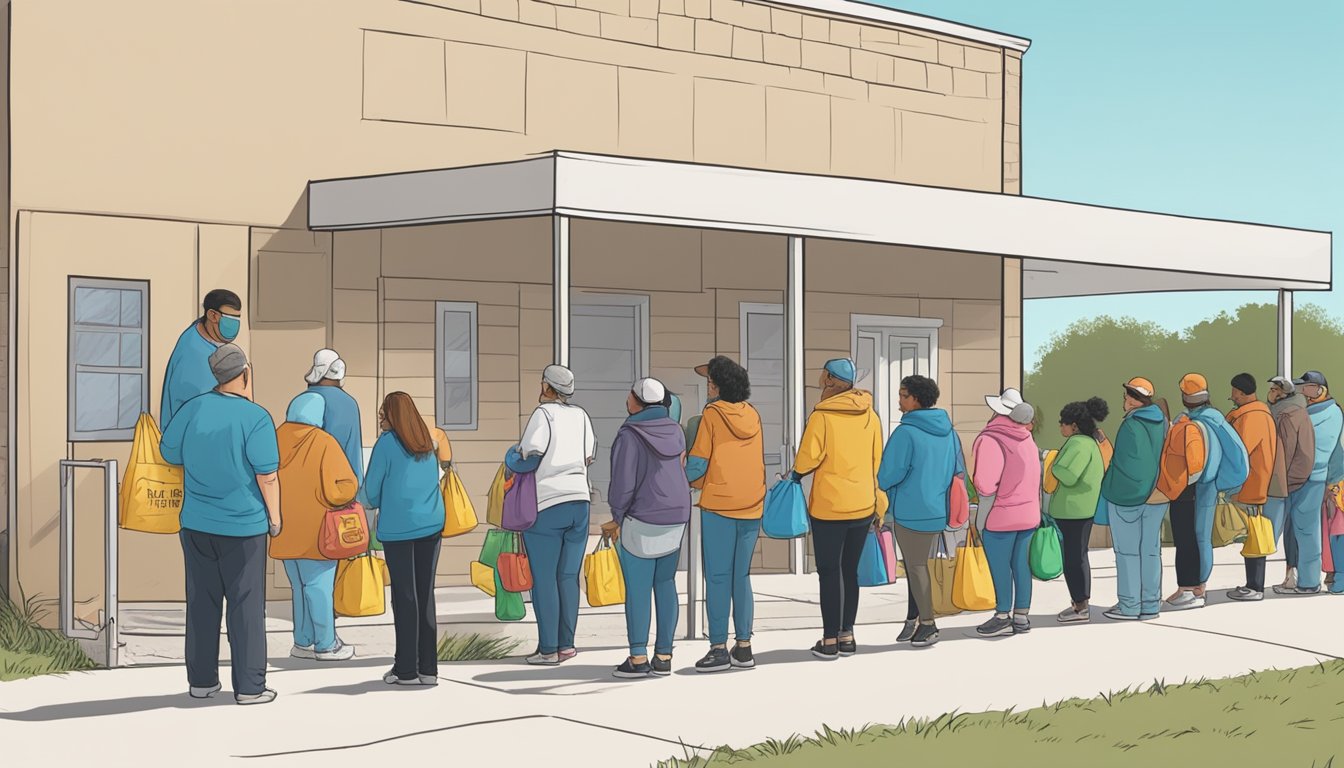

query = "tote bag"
[
  {"left": 496, "top": 531, "right": 534, "bottom": 593},
  {"left": 440, "top": 470, "right": 479, "bottom": 538},
  {"left": 486, "top": 464, "right": 512, "bottom": 528},
  {"left": 1213, "top": 494, "right": 1248, "bottom": 548},
  {"left": 1240, "top": 505, "right": 1277, "bottom": 558},
  {"left": 952, "top": 526, "right": 996, "bottom": 612},
  {"left": 334, "top": 554, "right": 385, "bottom": 617},
  {"left": 501, "top": 471, "right": 539, "bottom": 532},
  {"left": 470, "top": 528, "right": 514, "bottom": 597},
  {"left": 878, "top": 527, "right": 899, "bottom": 584},
  {"left": 858, "top": 529, "right": 890, "bottom": 587},
  {"left": 928, "top": 533, "right": 961, "bottom": 617},
  {"left": 318, "top": 502, "right": 370, "bottom": 560},
  {"left": 584, "top": 537, "right": 626, "bottom": 607},
  {"left": 119, "top": 414, "right": 184, "bottom": 534},
  {"left": 1029, "top": 515, "right": 1064, "bottom": 581},
  {"left": 762, "top": 479, "right": 808, "bottom": 539}
]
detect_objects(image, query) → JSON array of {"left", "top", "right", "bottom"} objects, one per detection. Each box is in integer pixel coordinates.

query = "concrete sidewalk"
[{"left": 2, "top": 547, "right": 1340, "bottom": 768}]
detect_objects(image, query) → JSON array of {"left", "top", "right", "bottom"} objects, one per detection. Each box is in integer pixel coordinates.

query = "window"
[
  {"left": 435, "top": 301, "right": 478, "bottom": 430},
  {"left": 740, "top": 303, "right": 785, "bottom": 469},
  {"left": 68, "top": 278, "right": 150, "bottom": 441}
]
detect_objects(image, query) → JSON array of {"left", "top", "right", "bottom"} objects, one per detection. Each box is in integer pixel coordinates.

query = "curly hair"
[
  {"left": 1059, "top": 397, "right": 1110, "bottom": 438},
  {"left": 707, "top": 356, "right": 751, "bottom": 403},
  {"left": 900, "top": 375, "right": 940, "bottom": 409}
]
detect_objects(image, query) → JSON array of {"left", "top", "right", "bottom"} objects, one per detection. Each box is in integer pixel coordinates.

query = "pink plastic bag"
[
  {"left": 879, "top": 528, "right": 898, "bottom": 583},
  {"left": 948, "top": 476, "right": 971, "bottom": 529}
]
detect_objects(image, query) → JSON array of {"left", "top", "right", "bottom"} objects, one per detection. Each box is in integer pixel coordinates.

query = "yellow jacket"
[
  {"left": 795, "top": 389, "right": 888, "bottom": 521},
  {"left": 269, "top": 423, "right": 359, "bottom": 560}
]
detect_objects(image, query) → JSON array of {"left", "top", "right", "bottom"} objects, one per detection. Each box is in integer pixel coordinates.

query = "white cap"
[
  {"left": 543, "top": 364, "right": 576, "bottom": 397},
  {"left": 632, "top": 377, "right": 667, "bottom": 405},
  {"left": 985, "top": 387, "right": 1025, "bottom": 416},
  {"left": 305, "top": 348, "right": 346, "bottom": 385}
]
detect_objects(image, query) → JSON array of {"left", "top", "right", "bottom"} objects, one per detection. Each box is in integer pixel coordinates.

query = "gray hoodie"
[{"left": 608, "top": 406, "right": 692, "bottom": 526}]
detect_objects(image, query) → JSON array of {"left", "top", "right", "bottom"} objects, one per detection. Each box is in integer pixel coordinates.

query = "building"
[{"left": 0, "top": 0, "right": 1330, "bottom": 631}]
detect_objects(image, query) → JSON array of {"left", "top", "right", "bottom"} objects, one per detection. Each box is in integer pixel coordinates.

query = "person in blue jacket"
[
  {"left": 304, "top": 348, "right": 365, "bottom": 485},
  {"left": 161, "top": 289, "right": 242, "bottom": 427},
  {"left": 878, "top": 375, "right": 965, "bottom": 650},
  {"left": 1276, "top": 371, "right": 1343, "bottom": 595}
]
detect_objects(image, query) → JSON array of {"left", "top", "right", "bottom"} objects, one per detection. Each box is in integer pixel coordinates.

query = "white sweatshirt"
[{"left": 519, "top": 401, "right": 598, "bottom": 511}]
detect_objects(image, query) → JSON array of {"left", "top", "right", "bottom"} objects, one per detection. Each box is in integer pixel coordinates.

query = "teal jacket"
[
  {"left": 363, "top": 431, "right": 446, "bottom": 542},
  {"left": 879, "top": 408, "right": 965, "bottom": 533},
  {"left": 1100, "top": 404, "right": 1166, "bottom": 507}
]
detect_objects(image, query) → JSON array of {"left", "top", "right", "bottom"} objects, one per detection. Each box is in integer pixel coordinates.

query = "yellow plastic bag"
[
  {"left": 486, "top": 464, "right": 510, "bottom": 529},
  {"left": 928, "top": 534, "right": 961, "bottom": 617},
  {"left": 952, "top": 527, "right": 996, "bottom": 612},
  {"left": 334, "top": 554, "right": 386, "bottom": 617},
  {"left": 470, "top": 561, "right": 496, "bottom": 597},
  {"left": 119, "top": 413, "right": 184, "bottom": 534},
  {"left": 1042, "top": 450, "right": 1060, "bottom": 495},
  {"left": 1213, "top": 494, "right": 1248, "bottom": 548},
  {"left": 584, "top": 537, "right": 625, "bottom": 607},
  {"left": 441, "top": 470, "right": 479, "bottom": 538},
  {"left": 375, "top": 554, "right": 391, "bottom": 585},
  {"left": 1240, "top": 506, "right": 1277, "bottom": 558}
]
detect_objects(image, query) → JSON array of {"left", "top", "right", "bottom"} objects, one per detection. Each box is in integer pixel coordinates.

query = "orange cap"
[
  {"left": 1124, "top": 377, "right": 1155, "bottom": 398},
  {"left": 1179, "top": 373, "right": 1209, "bottom": 397}
]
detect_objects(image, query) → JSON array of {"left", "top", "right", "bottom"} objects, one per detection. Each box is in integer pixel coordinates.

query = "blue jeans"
[
  {"left": 702, "top": 511, "right": 760, "bottom": 645},
  {"left": 523, "top": 501, "right": 590, "bottom": 654},
  {"left": 1110, "top": 502, "right": 1167, "bottom": 617},
  {"left": 1289, "top": 482, "right": 1326, "bottom": 590},
  {"left": 982, "top": 528, "right": 1034, "bottom": 614},
  {"left": 1195, "top": 482, "right": 1218, "bottom": 584},
  {"left": 282, "top": 559, "right": 339, "bottom": 652},
  {"left": 618, "top": 544, "right": 680, "bottom": 656},
  {"left": 1330, "top": 535, "right": 1344, "bottom": 594}
]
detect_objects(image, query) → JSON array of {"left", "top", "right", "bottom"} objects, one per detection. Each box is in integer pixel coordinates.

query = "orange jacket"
[
  {"left": 269, "top": 423, "right": 359, "bottom": 560},
  {"left": 1156, "top": 416, "right": 1207, "bottom": 502},
  {"left": 688, "top": 401, "right": 767, "bottom": 518},
  {"left": 1227, "top": 401, "right": 1277, "bottom": 505}
]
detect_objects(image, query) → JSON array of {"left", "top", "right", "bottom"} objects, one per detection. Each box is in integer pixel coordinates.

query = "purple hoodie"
[{"left": 608, "top": 406, "right": 692, "bottom": 526}]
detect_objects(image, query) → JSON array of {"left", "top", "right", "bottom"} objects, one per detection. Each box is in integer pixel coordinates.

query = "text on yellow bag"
[
  {"left": 334, "top": 554, "right": 386, "bottom": 617},
  {"left": 952, "top": 526, "right": 996, "bottom": 612},
  {"left": 119, "top": 413, "right": 184, "bottom": 534},
  {"left": 584, "top": 537, "right": 625, "bottom": 607},
  {"left": 441, "top": 469, "right": 479, "bottom": 538}
]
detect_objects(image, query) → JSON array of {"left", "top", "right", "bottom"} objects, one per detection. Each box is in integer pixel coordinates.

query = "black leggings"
[
  {"left": 1056, "top": 518, "right": 1094, "bottom": 603},
  {"left": 811, "top": 516, "right": 869, "bottom": 639},
  {"left": 383, "top": 533, "right": 442, "bottom": 680},
  {"left": 1170, "top": 486, "right": 1201, "bottom": 588}
]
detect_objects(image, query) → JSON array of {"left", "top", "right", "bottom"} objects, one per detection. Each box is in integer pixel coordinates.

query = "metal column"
[
  {"left": 553, "top": 215, "right": 571, "bottom": 368},
  {"left": 59, "top": 459, "right": 120, "bottom": 668},
  {"left": 786, "top": 236, "right": 806, "bottom": 574},
  {"left": 1278, "top": 289, "right": 1294, "bottom": 378}
]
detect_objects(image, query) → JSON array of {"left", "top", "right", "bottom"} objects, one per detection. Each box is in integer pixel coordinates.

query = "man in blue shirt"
[
  {"left": 161, "top": 289, "right": 243, "bottom": 427},
  {"left": 304, "top": 348, "right": 364, "bottom": 484},
  {"left": 160, "top": 343, "right": 282, "bottom": 706}
]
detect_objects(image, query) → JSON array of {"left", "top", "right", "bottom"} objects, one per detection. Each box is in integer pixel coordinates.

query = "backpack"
[{"left": 1191, "top": 410, "right": 1249, "bottom": 495}]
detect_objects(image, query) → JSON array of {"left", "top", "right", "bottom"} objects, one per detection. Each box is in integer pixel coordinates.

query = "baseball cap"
[
  {"left": 985, "top": 388, "right": 1025, "bottom": 416},
  {"left": 1179, "top": 373, "right": 1209, "bottom": 398},
  {"left": 542, "top": 364, "right": 576, "bottom": 397},
  {"left": 824, "top": 358, "right": 856, "bottom": 384},
  {"left": 1123, "top": 377, "right": 1155, "bottom": 398},
  {"left": 209, "top": 344, "right": 249, "bottom": 385},
  {"left": 632, "top": 377, "right": 667, "bottom": 405},
  {"left": 1293, "top": 371, "right": 1328, "bottom": 388},
  {"left": 1268, "top": 375, "right": 1296, "bottom": 394}
]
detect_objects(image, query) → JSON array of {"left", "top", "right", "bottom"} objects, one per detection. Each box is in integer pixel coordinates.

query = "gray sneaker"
[
  {"left": 526, "top": 651, "right": 561, "bottom": 666},
  {"left": 896, "top": 620, "right": 918, "bottom": 643},
  {"left": 1012, "top": 616, "right": 1032, "bottom": 634},
  {"left": 1227, "top": 587, "right": 1264, "bottom": 602},
  {"left": 976, "top": 615, "right": 1014, "bottom": 637},
  {"left": 289, "top": 645, "right": 316, "bottom": 660},
  {"left": 236, "top": 689, "right": 277, "bottom": 706},
  {"left": 1273, "top": 585, "right": 1322, "bottom": 596},
  {"left": 315, "top": 642, "right": 356, "bottom": 662},
  {"left": 189, "top": 683, "right": 222, "bottom": 699},
  {"left": 910, "top": 623, "right": 940, "bottom": 648},
  {"left": 695, "top": 647, "right": 732, "bottom": 673},
  {"left": 1103, "top": 606, "right": 1139, "bottom": 621},
  {"left": 1057, "top": 606, "right": 1090, "bottom": 623},
  {"left": 1164, "top": 591, "right": 1206, "bottom": 611}
]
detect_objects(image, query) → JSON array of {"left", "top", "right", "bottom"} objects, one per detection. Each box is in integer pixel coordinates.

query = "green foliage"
[
  {"left": 436, "top": 632, "right": 523, "bottom": 662},
  {"left": 0, "top": 584, "right": 97, "bottom": 682},
  {"left": 1024, "top": 303, "right": 1344, "bottom": 450}
]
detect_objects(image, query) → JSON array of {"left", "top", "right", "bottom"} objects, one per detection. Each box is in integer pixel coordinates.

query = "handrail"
[{"left": 59, "top": 459, "right": 120, "bottom": 668}]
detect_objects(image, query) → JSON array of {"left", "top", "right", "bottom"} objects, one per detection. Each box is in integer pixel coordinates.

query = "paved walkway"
[{"left": 2, "top": 548, "right": 1340, "bottom": 767}]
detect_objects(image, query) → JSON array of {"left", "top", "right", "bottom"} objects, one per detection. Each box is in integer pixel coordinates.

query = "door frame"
[
  {"left": 571, "top": 291, "right": 651, "bottom": 379},
  {"left": 850, "top": 314, "right": 942, "bottom": 435}
]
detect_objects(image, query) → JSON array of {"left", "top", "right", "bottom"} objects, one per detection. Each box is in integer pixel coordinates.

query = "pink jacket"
[
  {"left": 1324, "top": 486, "right": 1344, "bottom": 572},
  {"left": 972, "top": 415, "right": 1043, "bottom": 532}
]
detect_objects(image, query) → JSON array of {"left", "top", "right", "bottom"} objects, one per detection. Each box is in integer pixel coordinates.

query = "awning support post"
[
  {"left": 786, "top": 236, "right": 806, "bottom": 575},
  {"left": 553, "top": 215, "right": 570, "bottom": 367},
  {"left": 1278, "top": 289, "right": 1293, "bottom": 378}
]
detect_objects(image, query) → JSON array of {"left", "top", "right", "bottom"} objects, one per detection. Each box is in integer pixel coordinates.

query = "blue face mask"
[{"left": 218, "top": 314, "right": 241, "bottom": 341}]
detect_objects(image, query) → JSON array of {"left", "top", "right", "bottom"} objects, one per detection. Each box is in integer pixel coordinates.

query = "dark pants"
[
  {"left": 384, "top": 534, "right": 442, "bottom": 680},
  {"left": 180, "top": 529, "right": 268, "bottom": 696},
  {"left": 1170, "top": 486, "right": 1201, "bottom": 588},
  {"left": 810, "top": 516, "right": 869, "bottom": 639},
  {"left": 1057, "top": 518, "right": 1094, "bottom": 603}
]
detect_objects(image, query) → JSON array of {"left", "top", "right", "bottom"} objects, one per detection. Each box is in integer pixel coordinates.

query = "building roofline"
[{"left": 760, "top": 0, "right": 1032, "bottom": 52}]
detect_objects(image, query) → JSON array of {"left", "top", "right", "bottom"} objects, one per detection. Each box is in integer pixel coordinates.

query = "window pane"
[
  {"left": 75, "top": 373, "right": 120, "bottom": 432},
  {"left": 119, "top": 374, "right": 143, "bottom": 429},
  {"left": 441, "top": 311, "right": 472, "bottom": 377},
  {"left": 747, "top": 314, "right": 784, "bottom": 360},
  {"left": 120, "top": 333, "right": 143, "bottom": 367},
  {"left": 440, "top": 382, "right": 472, "bottom": 426},
  {"left": 120, "top": 290, "right": 143, "bottom": 328},
  {"left": 75, "top": 331, "right": 121, "bottom": 367},
  {"left": 74, "top": 288, "right": 122, "bottom": 326}
]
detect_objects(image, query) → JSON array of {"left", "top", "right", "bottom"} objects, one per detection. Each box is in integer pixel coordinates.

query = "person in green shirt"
[{"left": 1049, "top": 397, "right": 1111, "bottom": 624}]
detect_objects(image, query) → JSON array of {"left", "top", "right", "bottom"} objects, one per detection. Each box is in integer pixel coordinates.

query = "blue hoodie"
[
  {"left": 878, "top": 408, "right": 965, "bottom": 533},
  {"left": 1307, "top": 398, "right": 1344, "bottom": 483},
  {"left": 608, "top": 406, "right": 692, "bottom": 526}
]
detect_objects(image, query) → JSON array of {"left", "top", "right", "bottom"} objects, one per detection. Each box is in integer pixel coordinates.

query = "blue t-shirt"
[
  {"left": 160, "top": 392, "right": 280, "bottom": 537},
  {"left": 307, "top": 385, "right": 364, "bottom": 484},
  {"left": 363, "top": 431, "right": 445, "bottom": 542},
  {"left": 161, "top": 322, "right": 221, "bottom": 427}
]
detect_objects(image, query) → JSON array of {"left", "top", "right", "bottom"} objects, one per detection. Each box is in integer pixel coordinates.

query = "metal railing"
[{"left": 59, "top": 459, "right": 120, "bottom": 668}]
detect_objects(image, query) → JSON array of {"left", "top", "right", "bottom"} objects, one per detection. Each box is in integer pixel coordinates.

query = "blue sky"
[{"left": 875, "top": 0, "right": 1344, "bottom": 370}]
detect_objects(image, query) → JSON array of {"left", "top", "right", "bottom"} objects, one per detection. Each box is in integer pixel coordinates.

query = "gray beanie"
[
  {"left": 1008, "top": 401, "right": 1035, "bottom": 426},
  {"left": 209, "top": 343, "right": 249, "bottom": 385},
  {"left": 543, "top": 364, "right": 576, "bottom": 397}
]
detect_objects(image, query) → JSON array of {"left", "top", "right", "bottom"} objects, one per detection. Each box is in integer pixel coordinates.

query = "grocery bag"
[
  {"left": 318, "top": 502, "right": 370, "bottom": 560},
  {"left": 493, "top": 567, "right": 527, "bottom": 622},
  {"left": 119, "top": 414, "right": 184, "bottom": 534},
  {"left": 1042, "top": 450, "right": 1060, "bottom": 495},
  {"left": 334, "top": 554, "right": 386, "bottom": 617},
  {"left": 375, "top": 554, "right": 391, "bottom": 585},
  {"left": 1240, "top": 505, "right": 1277, "bottom": 558},
  {"left": 469, "top": 528, "right": 514, "bottom": 597},
  {"left": 486, "top": 464, "right": 512, "bottom": 528},
  {"left": 948, "top": 475, "right": 971, "bottom": 530},
  {"left": 857, "top": 529, "right": 889, "bottom": 587},
  {"left": 501, "top": 471, "right": 538, "bottom": 532},
  {"left": 584, "top": 537, "right": 626, "bottom": 607},
  {"left": 1029, "top": 515, "right": 1065, "bottom": 581},
  {"left": 470, "top": 561, "right": 496, "bottom": 597},
  {"left": 762, "top": 479, "right": 808, "bottom": 539},
  {"left": 928, "top": 533, "right": 961, "bottom": 617},
  {"left": 879, "top": 527, "right": 899, "bottom": 584},
  {"left": 440, "top": 470, "right": 479, "bottom": 538},
  {"left": 952, "top": 526, "right": 996, "bottom": 612},
  {"left": 497, "top": 532, "right": 533, "bottom": 593},
  {"left": 1213, "top": 494, "right": 1248, "bottom": 548}
]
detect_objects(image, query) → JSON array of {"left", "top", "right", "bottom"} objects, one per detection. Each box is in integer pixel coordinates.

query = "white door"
[
  {"left": 854, "top": 323, "right": 935, "bottom": 439},
  {"left": 741, "top": 304, "right": 786, "bottom": 473}
]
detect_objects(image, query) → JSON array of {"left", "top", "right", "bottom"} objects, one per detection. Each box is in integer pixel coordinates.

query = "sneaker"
[
  {"left": 910, "top": 623, "right": 940, "bottom": 648},
  {"left": 896, "top": 620, "right": 918, "bottom": 643},
  {"left": 976, "top": 615, "right": 1014, "bottom": 638},
  {"left": 236, "top": 689, "right": 277, "bottom": 705},
  {"left": 315, "top": 642, "right": 356, "bottom": 662},
  {"left": 1164, "top": 591, "right": 1206, "bottom": 611},
  {"left": 1139, "top": 612, "right": 1161, "bottom": 621},
  {"left": 1280, "top": 568, "right": 1298, "bottom": 590},
  {"left": 1227, "top": 587, "right": 1264, "bottom": 602},
  {"left": 189, "top": 683, "right": 222, "bottom": 699},
  {"left": 526, "top": 651, "right": 561, "bottom": 666},
  {"left": 289, "top": 645, "right": 316, "bottom": 660},
  {"left": 730, "top": 644, "right": 756, "bottom": 669},
  {"left": 558, "top": 648, "right": 579, "bottom": 663},
  {"left": 651, "top": 656, "right": 673, "bottom": 677},
  {"left": 1057, "top": 606, "right": 1090, "bottom": 623},
  {"left": 1273, "top": 585, "right": 1322, "bottom": 596},
  {"left": 1012, "top": 616, "right": 1032, "bottom": 634},
  {"left": 613, "top": 658, "right": 652, "bottom": 679},
  {"left": 383, "top": 669, "right": 423, "bottom": 686},
  {"left": 810, "top": 640, "right": 840, "bottom": 660},
  {"left": 695, "top": 647, "right": 732, "bottom": 673},
  {"left": 418, "top": 674, "right": 438, "bottom": 686},
  {"left": 1103, "top": 607, "right": 1139, "bottom": 621},
  {"left": 837, "top": 636, "right": 857, "bottom": 657}
]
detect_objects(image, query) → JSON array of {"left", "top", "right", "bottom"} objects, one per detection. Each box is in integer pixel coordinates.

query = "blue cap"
[{"left": 824, "top": 358, "right": 856, "bottom": 384}]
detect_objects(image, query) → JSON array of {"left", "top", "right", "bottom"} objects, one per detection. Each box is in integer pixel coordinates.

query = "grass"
[
  {"left": 656, "top": 661, "right": 1344, "bottom": 767},
  {"left": 0, "top": 585, "right": 97, "bottom": 682},
  {"left": 436, "top": 632, "right": 523, "bottom": 662}
]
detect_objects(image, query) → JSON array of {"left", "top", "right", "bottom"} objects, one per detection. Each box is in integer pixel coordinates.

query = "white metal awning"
[{"left": 307, "top": 152, "right": 1332, "bottom": 299}]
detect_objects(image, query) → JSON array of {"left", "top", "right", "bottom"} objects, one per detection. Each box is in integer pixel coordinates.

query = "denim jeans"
[
  {"left": 701, "top": 511, "right": 760, "bottom": 645},
  {"left": 523, "top": 501, "right": 590, "bottom": 654},
  {"left": 1330, "top": 535, "right": 1344, "bottom": 594},
  {"left": 1288, "top": 482, "right": 1326, "bottom": 590},
  {"left": 982, "top": 528, "right": 1034, "bottom": 614},
  {"left": 1194, "top": 481, "right": 1219, "bottom": 585},
  {"left": 1109, "top": 501, "right": 1167, "bottom": 617},
  {"left": 618, "top": 544, "right": 680, "bottom": 656},
  {"left": 282, "top": 559, "right": 339, "bottom": 652}
]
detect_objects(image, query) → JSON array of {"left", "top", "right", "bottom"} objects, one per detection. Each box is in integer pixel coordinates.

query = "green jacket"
[
  {"left": 1100, "top": 404, "right": 1167, "bottom": 507},
  {"left": 1049, "top": 434, "right": 1104, "bottom": 520}
]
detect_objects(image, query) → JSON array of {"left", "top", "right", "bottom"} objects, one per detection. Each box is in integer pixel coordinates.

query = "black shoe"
[
  {"left": 811, "top": 640, "right": 840, "bottom": 661},
  {"left": 911, "top": 623, "right": 940, "bottom": 648},
  {"left": 650, "top": 656, "right": 672, "bottom": 677},
  {"left": 695, "top": 647, "right": 732, "bottom": 674},
  {"left": 897, "top": 620, "right": 918, "bottom": 643},
  {"left": 613, "top": 658, "right": 652, "bottom": 679},
  {"left": 730, "top": 644, "right": 756, "bottom": 669},
  {"left": 837, "top": 636, "right": 857, "bottom": 656}
]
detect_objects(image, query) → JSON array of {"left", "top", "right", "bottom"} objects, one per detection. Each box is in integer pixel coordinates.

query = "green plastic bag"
[
  {"left": 493, "top": 568, "right": 526, "bottom": 622},
  {"left": 480, "top": 529, "right": 525, "bottom": 621},
  {"left": 367, "top": 509, "right": 384, "bottom": 552},
  {"left": 1029, "top": 515, "right": 1064, "bottom": 581},
  {"left": 479, "top": 528, "right": 513, "bottom": 569}
]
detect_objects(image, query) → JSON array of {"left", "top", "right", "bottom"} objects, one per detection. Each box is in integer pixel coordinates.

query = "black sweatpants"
[
  {"left": 1170, "top": 486, "right": 1201, "bottom": 589},
  {"left": 1056, "top": 518, "right": 1094, "bottom": 603},
  {"left": 384, "top": 533, "right": 442, "bottom": 680},
  {"left": 180, "top": 529, "right": 268, "bottom": 696},
  {"left": 810, "top": 516, "right": 870, "bottom": 639}
]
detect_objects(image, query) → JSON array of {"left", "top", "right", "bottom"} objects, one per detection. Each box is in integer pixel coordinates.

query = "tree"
[{"left": 1024, "top": 303, "right": 1344, "bottom": 450}]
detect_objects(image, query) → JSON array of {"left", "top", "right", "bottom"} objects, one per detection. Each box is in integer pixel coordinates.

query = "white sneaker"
[
  {"left": 1164, "top": 592, "right": 1206, "bottom": 611},
  {"left": 526, "top": 652, "right": 560, "bottom": 666},
  {"left": 189, "top": 683, "right": 222, "bottom": 699},
  {"left": 1280, "top": 568, "right": 1298, "bottom": 590},
  {"left": 383, "top": 669, "right": 423, "bottom": 686},
  {"left": 289, "top": 645, "right": 316, "bottom": 660},
  {"left": 236, "top": 689, "right": 277, "bottom": 705},
  {"left": 314, "top": 642, "right": 356, "bottom": 662},
  {"left": 418, "top": 675, "right": 438, "bottom": 686}
]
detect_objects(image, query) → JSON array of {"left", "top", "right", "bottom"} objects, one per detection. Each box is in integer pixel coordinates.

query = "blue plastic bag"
[
  {"left": 762, "top": 479, "right": 808, "bottom": 539},
  {"left": 858, "top": 530, "right": 889, "bottom": 587}
]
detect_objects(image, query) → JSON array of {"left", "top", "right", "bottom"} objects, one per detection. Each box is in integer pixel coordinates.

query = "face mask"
[{"left": 218, "top": 314, "right": 241, "bottom": 341}]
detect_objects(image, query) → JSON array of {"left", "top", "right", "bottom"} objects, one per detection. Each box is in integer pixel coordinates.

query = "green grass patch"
[
  {"left": 436, "top": 632, "right": 523, "bottom": 662},
  {"left": 658, "top": 661, "right": 1344, "bottom": 767},
  {"left": 0, "top": 586, "right": 97, "bottom": 682}
]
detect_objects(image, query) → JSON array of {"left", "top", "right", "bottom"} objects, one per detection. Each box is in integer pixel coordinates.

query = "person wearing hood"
[
  {"left": 1275, "top": 371, "right": 1342, "bottom": 595},
  {"left": 684, "top": 357, "right": 767, "bottom": 673},
  {"left": 879, "top": 374, "right": 965, "bottom": 649},
  {"left": 161, "top": 289, "right": 242, "bottom": 427},
  {"left": 789, "top": 359, "right": 886, "bottom": 660},
  {"left": 1157, "top": 374, "right": 1219, "bottom": 611},
  {"left": 601, "top": 379, "right": 692, "bottom": 678},
  {"left": 1099, "top": 378, "right": 1169, "bottom": 621},
  {"left": 268, "top": 393, "right": 359, "bottom": 662},
  {"left": 1224, "top": 374, "right": 1281, "bottom": 602},
  {"left": 1050, "top": 397, "right": 1111, "bottom": 623},
  {"left": 1244, "top": 376, "right": 1315, "bottom": 596},
  {"left": 972, "top": 389, "right": 1043, "bottom": 637}
]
